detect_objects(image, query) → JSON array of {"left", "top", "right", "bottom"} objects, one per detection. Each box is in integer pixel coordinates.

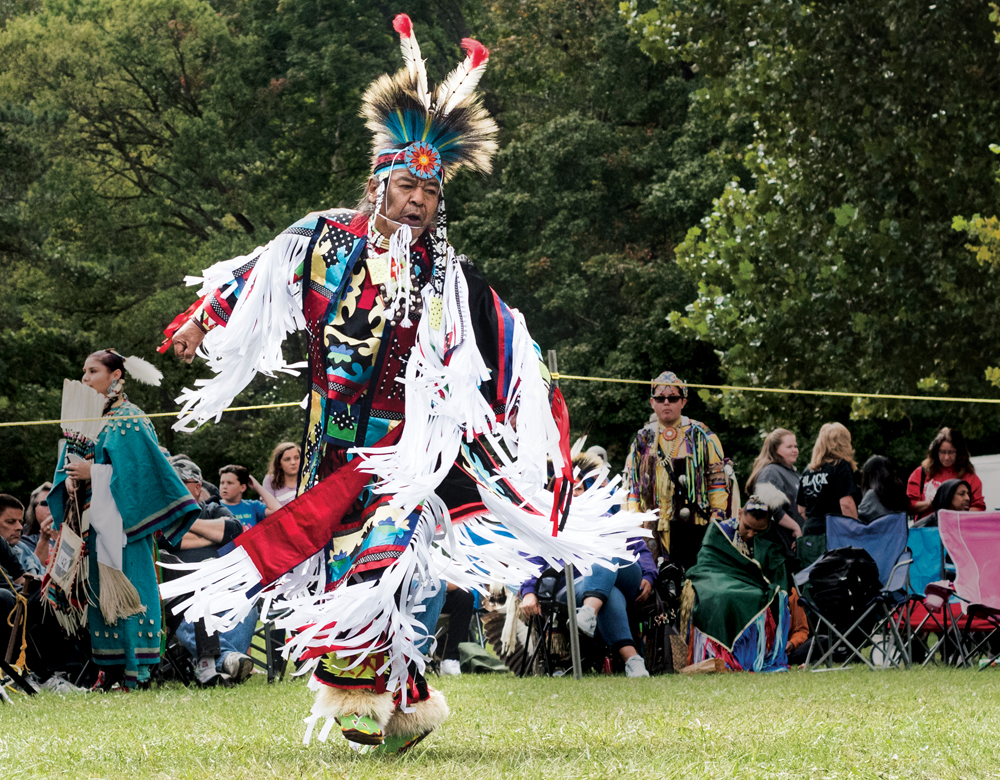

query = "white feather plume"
[
  {"left": 437, "top": 40, "right": 490, "bottom": 116},
  {"left": 749, "top": 482, "right": 788, "bottom": 511},
  {"left": 123, "top": 355, "right": 163, "bottom": 386},
  {"left": 397, "top": 21, "right": 430, "bottom": 111}
]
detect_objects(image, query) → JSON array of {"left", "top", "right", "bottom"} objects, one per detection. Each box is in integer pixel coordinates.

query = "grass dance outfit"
[{"left": 160, "top": 15, "right": 645, "bottom": 752}]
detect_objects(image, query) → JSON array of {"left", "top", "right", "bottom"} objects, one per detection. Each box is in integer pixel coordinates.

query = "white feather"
[
  {"left": 438, "top": 56, "right": 488, "bottom": 117},
  {"left": 122, "top": 355, "right": 163, "bottom": 386},
  {"left": 399, "top": 28, "right": 431, "bottom": 111},
  {"left": 751, "top": 482, "right": 788, "bottom": 511}
]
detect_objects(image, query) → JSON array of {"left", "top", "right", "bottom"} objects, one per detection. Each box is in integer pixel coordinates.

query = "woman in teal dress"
[{"left": 49, "top": 350, "right": 199, "bottom": 689}]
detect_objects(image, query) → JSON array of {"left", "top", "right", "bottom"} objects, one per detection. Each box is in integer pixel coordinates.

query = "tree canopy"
[
  {"left": 3, "top": 0, "right": 1000, "bottom": 496},
  {"left": 624, "top": 0, "right": 1000, "bottom": 466}
]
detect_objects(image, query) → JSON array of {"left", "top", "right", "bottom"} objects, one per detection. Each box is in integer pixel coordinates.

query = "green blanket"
[{"left": 685, "top": 522, "right": 790, "bottom": 649}]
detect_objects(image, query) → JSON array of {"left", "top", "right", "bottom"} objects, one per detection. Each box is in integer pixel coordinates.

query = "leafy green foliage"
[
  {"left": 0, "top": 0, "right": 480, "bottom": 492},
  {"left": 453, "top": 0, "right": 752, "bottom": 466},
  {"left": 626, "top": 0, "right": 1000, "bottom": 466}
]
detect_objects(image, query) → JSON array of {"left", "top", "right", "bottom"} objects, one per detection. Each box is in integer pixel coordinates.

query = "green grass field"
[{"left": 2, "top": 668, "right": 999, "bottom": 779}]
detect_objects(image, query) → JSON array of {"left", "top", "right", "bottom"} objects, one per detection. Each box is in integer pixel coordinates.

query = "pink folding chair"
[{"left": 937, "top": 510, "right": 1000, "bottom": 668}]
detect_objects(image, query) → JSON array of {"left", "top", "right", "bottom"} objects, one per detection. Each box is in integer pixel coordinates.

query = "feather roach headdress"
[{"left": 362, "top": 14, "right": 498, "bottom": 183}]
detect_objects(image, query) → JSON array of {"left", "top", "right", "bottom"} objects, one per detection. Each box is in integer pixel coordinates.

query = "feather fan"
[{"left": 60, "top": 379, "right": 107, "bottom": 461}]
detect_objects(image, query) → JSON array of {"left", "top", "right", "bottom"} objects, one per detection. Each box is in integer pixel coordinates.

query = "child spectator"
[
  {"left": 262, "top": 442, "right": 301, "bottom": 507},
  {"left": 906, "top": 427, "right": 985, "bottom": 521},
  {"left": 218, "top": 465, "right": 281, "bottom": 531}
]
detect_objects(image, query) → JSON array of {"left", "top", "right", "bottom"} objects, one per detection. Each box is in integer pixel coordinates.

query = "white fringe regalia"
[{"left": 160, "top": 12, "right": 652, "bottom": 747}]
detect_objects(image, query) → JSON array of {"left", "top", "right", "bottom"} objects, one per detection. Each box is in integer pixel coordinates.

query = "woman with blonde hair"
[
  {"left": 795, "top": 423, "right": 860, "bottom": 567},
  {"left": 262, "top": 441, "right": 301, "bottom": 506},
  {"left": 746, "top": 428, "right": 804, "bottom": 547}
]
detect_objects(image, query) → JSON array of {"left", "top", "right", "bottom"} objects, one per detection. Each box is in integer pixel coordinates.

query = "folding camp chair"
[
  {"left": 520, "top": 569, "right": 568, "bottom": 677},
  {"left": 904, "top": 526, "right": 963, "bottom": 666},
  {"left": 249, "top": 602, "right": 291, "bottom": 683},
  {"left": 938, "top": 510, "right": 1000, "bottom": 669},
  {"left": 798, "top": 512, "right": 912, "bottom": 670}
]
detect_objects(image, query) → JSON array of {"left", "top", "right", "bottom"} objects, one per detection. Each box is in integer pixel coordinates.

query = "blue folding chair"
[
  {"left": 903, "top": 525, "right": 968, "bottom": 666},
  {"left": 800, "top": 513, "right": 912, "bottom": 670}
]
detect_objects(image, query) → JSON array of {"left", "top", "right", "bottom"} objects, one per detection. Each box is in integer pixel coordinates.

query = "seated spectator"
[
  {"left": 414, "top": 581, "right": 475, "bottom": 676},
  {"left": 858, "top": 456, "right": 909, "bottom": 523},
  {"left": 683, "top": 485, "right": 792, "bottom": 671},
  {"left": 907, "top": 427, "right": 985, "bottom": 521},
  {"left": 218, "top": 464, "right": 281, "bottom": 531},
  {"left": 160, "top": 458, "right": 257, "bottom": 685},
  {"left": 262, "top": 442, "right": 301, "bottom": 506},
  {"left": 0, "top": 494, "right": 88, "bottom": 682},
  {"left": 0, "top": 494, "right": 43, "bottom": 577},
  {"left": 912, "top": 479, "right": 972, "bottom": 528},
  {"left": 1, "top": 531, "right": 26, "bottom": 656},
  {"left": 785, "top": 588, "right": 812, "bottom": 665},
  {"left": 797, "top": 423, "right": 860, "bottom": 567},
  {"left": 21, "top": 482, "right": 54, "bottom": 566},
  {"left": 521, "top": 452, "right": 656, "bottom": 678}
]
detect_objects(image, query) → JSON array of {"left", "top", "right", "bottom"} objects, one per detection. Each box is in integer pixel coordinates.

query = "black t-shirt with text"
[{"left": 797, "top": 460, "right": 858, "bottom": 535}]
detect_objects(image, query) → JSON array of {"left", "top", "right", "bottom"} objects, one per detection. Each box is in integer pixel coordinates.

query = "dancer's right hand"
[{"left": 171, "top": 320, "right": 205, "bottom": 364}]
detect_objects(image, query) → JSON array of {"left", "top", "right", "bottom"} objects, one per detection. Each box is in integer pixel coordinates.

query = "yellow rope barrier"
[
  {"left": 551, "top": 374, "right": 1000, "bottom": 405},
  {"left": 1, "top": 374, "right": 998, "bottom": 430},
  {"left": 0, "top": 401, "right": 302, "bottom": 428}
]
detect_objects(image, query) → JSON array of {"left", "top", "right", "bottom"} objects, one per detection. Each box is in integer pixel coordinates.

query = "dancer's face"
[
  {"left": 737, "top": 510, "right": 769, "bottom": 543},
  {"left": 367, "top": 169, "right": 440, "bottom": 237},
  {"left": 650, "top": 384, "right": 687, "bottom": 426},
  {"left": 81, "top": 356, "right": 122, "bottom": 397}
]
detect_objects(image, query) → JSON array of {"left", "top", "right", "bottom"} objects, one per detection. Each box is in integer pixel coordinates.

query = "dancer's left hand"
[{"left": 65, "top": 460, "right": 91, "bottom": 481}]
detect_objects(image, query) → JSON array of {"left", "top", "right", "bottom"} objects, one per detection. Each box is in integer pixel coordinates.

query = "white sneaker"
[
  {"left": 222, "top": 652, "right": 254, "bottom": 683},
  {"left": 625, "top": 655, "right": 650, "bottom": 678},
  {"left": 575, "top": 605, "right": 597, "bottom": 637},
  {"left": 440, "top": 659, "right": 462, "bottom": 676},
  {"left": 196, "top": 656, "right": 218, "bottom": 685},
  {"left": 40, "top": 673, "right": 87, "bottom": 694}
]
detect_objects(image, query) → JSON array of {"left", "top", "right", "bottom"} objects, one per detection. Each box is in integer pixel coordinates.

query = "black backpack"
[{"left": 808, "top": 547, "right": 882, "bottom": 627}]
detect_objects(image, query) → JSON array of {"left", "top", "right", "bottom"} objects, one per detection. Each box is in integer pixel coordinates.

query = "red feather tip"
[
  {"left": 393, "top": 14, "right": 413, "bottom": 37},
  {"left": 460, "top": 38, "right": 489, "bottom": 69}
]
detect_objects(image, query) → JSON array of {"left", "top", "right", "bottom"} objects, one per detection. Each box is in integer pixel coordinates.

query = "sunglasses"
[
  {"left": 651, "top": 394, "right": 684, "bottom": 404},
  {"left": 38, "top": 500, "right": 48, "bottom": 507}
]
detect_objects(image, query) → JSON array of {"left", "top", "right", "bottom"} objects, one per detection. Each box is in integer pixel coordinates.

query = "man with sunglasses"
[{"left": 623, "top": 371, "right": 732, "bottom": 565}]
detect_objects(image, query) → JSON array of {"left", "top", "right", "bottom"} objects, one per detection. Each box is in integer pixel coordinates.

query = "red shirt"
[{"left": 906, "top": 465, "right": 985, "bottom": 519}]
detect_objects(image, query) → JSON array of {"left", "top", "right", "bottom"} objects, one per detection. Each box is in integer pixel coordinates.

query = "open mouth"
[{"left": 399, "top": 213, "right": 422, "bottom": 226}]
